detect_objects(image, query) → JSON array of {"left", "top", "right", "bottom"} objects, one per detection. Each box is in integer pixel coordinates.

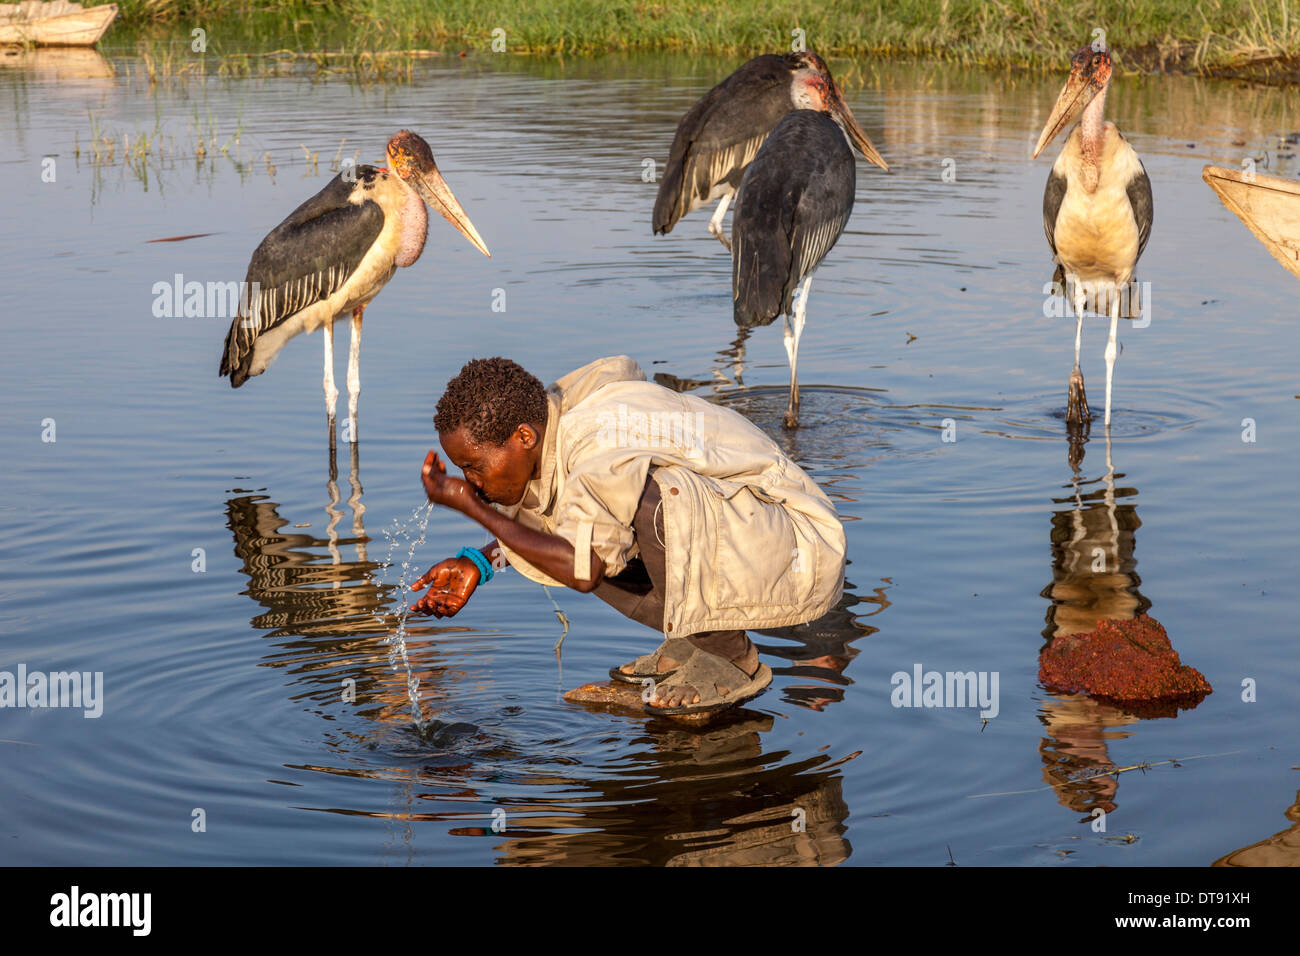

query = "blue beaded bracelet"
[{"left": 457, "top": 546, "right": 494, "bottom": 584}]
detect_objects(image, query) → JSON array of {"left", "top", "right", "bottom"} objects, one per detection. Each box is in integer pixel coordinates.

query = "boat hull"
[
  {"left": 1203, "top": 163, "right": 1300, "bottom": 281},
  {"left": 0, "top": 2, "right": 117, "bottom": 46}
]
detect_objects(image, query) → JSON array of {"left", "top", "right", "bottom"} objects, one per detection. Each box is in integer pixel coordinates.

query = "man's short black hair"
[{"left": 434, "top": 357, "right": 547, "bottom": 445}]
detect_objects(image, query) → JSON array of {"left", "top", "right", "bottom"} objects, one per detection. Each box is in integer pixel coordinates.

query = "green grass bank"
[{"left": 112, "top": 0, "right": 1300, "bottom": 79}]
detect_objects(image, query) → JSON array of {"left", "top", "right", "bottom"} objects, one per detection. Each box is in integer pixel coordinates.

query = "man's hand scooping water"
[{"left": 409, "top": 557, "right": 480, "bottom": 618}]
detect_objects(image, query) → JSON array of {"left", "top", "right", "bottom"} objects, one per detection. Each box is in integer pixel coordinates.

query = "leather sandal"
[{"left": 642, "top": 649, "right": 773, "bottom": 716}]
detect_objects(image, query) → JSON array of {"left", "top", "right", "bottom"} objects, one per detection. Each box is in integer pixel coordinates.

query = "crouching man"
[{"left": 413, "top": 355, "right": 846, "bottom": 716}]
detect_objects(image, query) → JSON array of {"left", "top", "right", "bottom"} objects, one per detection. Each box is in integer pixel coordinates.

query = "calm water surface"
[{"left": 1, "top": 48, "right": 1297, "bottom": 865}]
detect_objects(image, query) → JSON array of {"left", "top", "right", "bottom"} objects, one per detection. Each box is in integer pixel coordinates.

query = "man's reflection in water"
[
  {"left": 486, "top": 712, "right": 856, "bottom": 866},
  {"left": 753, "top": 574, "right": 891, "bottom": 711}
]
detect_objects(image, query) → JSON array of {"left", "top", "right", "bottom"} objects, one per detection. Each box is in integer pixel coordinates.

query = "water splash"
[{"left": 374, "top": 502, "right": 436, "bottom": 731}]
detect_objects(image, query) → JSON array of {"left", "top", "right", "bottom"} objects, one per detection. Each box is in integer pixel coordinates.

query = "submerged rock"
[
  {"left": 1039, "top": 615, "right": 1211, "bottom": 716},
  {"left": 564, "top": 680, "right": 714, "bottom": 723}
]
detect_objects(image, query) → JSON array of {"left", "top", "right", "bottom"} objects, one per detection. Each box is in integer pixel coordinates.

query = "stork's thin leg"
[
  {"left": 708, "top": 193, "right": 732, "bottom": 251},
  {"left": 782, "top": 316, "right": 796, "bottom": 424},
  {"left": 1103, "top": 287, "right": 1120, "bottom": 428},
  {"left": 324, "top": 319, "right": 339, "bottom": 456},
  {"left": 1073, "top": 295, "right": 1085, "bottom": 368},
  {"left": 346, "top": 306, "right": 364, "bottom": 442},
  {"left": 1066, "top": 277, "right": 1090, "bottom": 427},
  {"left": 782, "top": 276, "right": 812, "bottom": 430}
]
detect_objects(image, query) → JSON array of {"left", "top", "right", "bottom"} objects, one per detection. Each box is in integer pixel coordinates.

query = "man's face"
[{"left": 439, "top": 423, "right": 542, "bottom": 507}]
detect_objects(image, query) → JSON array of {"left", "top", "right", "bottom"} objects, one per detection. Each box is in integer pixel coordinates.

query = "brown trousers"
[{"left": 591, "top": 473, "right": 750, "bottom": 662}]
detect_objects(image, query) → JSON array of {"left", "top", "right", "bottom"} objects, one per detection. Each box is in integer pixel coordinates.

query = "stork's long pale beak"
[
  {"left": 1032, "top": 70, "right": 1097, "bottom": 159},
  {"left": 828, "top": 88, "right": 889, "bottom": 171},
  {"left": 414, "top": 168, "right": 491, "bottom": 257}
]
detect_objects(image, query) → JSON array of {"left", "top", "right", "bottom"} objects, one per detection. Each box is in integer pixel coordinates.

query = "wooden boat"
[
  {"left": 1203, "top": 164, "right": 1300, "bottom": 281},
  {"left": 0, "top": 1, "right": 117, "bottom": 46}
]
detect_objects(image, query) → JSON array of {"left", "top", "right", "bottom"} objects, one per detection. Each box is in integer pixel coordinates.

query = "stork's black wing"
[
  {"left": 1127, "top": 160, "right": 1154, "bottom": 263},
  {"left": 221, "top": 167, "right": 386, "bottom": 387},
  {"left": 732, "top": 111, "right": 855, "bottom": 329},
  {"left": 1043, "top": 167, "right": 1068, "bottom": 288},
  {"left": 653, "top": 54, "right": 797, "bottom": 236}
]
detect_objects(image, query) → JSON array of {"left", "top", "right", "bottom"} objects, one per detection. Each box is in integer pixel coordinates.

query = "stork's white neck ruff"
[
  {"left": 791, "top": 70, "right": 825, "bottom": 111},
  {"left": 394, "top": 178, "right": 429, "bottom": 267},
  {"left": 792, "top": 85, "right": 819, "bottom": 111}
]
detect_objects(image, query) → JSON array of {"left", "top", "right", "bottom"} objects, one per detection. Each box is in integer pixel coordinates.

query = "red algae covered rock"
[{"left": 1039, "top": 615, "right": 1211, "bottom": 717}]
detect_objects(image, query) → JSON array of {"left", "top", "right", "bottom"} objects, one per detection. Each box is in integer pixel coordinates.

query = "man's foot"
[
  {"left": 644, "top": 644, "right": 770, "bottom": 715},
  {"left": 609, "top": 637, "right": 696, "bottom": 685}
]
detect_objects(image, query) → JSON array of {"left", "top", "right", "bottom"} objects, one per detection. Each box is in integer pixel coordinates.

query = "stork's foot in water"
[
  {"left": 709, "top": 223, "right": 733, "bottom": 251},
  {"left": 1066, "top": 366, "right": 1091, "bottom": 430},
  {"left": 783, "top": 391, "right": 800, "bottom": 430}
]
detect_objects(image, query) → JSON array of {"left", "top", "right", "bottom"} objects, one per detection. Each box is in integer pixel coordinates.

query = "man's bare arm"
[{"left": 460, "top": 498, "right": 605, "bottom": 592}]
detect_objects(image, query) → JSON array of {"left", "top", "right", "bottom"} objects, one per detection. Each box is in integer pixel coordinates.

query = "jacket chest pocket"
[{"left": 705, "top": 480, "right": 817, "bottom": 611}]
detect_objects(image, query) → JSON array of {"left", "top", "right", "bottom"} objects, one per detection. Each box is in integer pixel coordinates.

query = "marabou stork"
[
  {"left": 1033, "top": 45, "right": 1153, "bottom": 429},
  {"left": 732, "top": 109, "right": 856, "bottom": 429},
  {"left": 220, "top": 130, "right": 490, "bottom": 439},
  {"left": 654, "top": 51, "right": 886, "bottom": 250}
]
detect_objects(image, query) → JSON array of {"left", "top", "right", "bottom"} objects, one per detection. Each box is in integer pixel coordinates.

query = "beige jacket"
[{"left": 493, "top": 356, "right": 846, "bottom": 636}]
